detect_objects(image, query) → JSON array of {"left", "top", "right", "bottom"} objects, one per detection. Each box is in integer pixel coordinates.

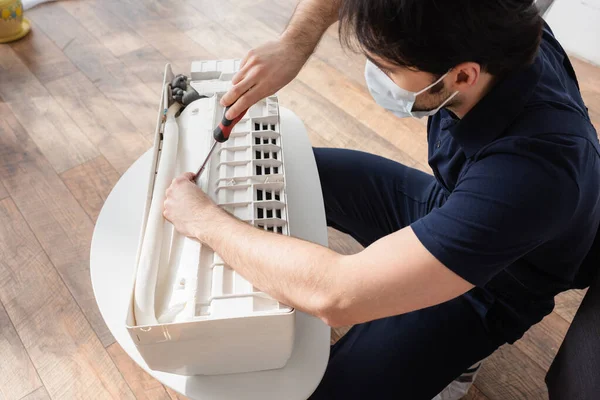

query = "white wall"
[{"left": 545, "top": 0, "right": 600, "bottom": 66}]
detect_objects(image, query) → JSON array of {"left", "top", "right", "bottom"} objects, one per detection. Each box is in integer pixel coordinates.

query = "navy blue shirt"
[{"left": 411, "top": 25, "right": 600, "bottom": 341}]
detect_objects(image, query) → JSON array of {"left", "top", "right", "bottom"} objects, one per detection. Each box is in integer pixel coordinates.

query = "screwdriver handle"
[{"left": 213, "top": 106, "right": 248, "bottom": 143}]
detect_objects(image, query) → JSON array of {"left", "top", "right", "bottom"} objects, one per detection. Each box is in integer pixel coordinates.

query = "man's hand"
[
  {"left": 163, "top": 172, "right": 223, "bottom": 240},
  {"left": 220, "top": 39, "right": 311, "bottom": 120},
  {"left": 220, "top": 0, "right": 341, "bottom": 119}
]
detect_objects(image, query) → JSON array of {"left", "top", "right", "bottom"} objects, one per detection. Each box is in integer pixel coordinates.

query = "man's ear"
[{"left": 451, "top": 62, "right": 481, "bottom": 91}]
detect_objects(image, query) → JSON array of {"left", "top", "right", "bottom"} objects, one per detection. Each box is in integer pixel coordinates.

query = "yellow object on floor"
[{"left": 0, "top": 0, "right": 30, "bottom": 43}]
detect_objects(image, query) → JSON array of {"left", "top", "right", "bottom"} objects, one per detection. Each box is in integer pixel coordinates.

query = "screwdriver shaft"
[
  {"left": 193, "top": 102, "right": 247, "bottom": 184},
  {"left": 194, "top": 140, "right": 218, "bottom": 182}
]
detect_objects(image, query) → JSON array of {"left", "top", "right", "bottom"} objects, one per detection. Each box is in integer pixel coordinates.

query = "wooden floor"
[{"left": 0, "top": 1, "right": 598, "bottom": 399}]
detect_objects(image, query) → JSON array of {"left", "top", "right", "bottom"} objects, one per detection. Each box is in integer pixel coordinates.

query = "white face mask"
[{"left": 365, "top": 60, "right": 459, "bottom": 119}]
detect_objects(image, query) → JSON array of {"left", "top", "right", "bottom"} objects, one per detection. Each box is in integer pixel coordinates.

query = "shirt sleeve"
[{"left": 411, "top": 151, "right": 579, "bottom": 287}]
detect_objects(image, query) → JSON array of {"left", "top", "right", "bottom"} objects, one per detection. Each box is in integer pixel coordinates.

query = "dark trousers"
[{"left": 309, "top": 148, "right": 506, "bottom": 400}]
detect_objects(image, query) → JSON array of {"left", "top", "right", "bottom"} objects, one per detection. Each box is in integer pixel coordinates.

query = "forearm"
[
  {"left": 281, "top": 0, "right": 341, "bottom": 55},
  {"left": 165, "top": 173, "right": 472, "bottom": 326},
  {"left": 197, "top": 208, "right": 346, "bottom": 320},
  {"left": 188, "top": 202, "right": 472, "bottom": 328}
]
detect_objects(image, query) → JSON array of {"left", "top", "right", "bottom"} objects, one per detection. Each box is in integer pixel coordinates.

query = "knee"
[
  {"left": 312, "top": 147, "right": 350, "bottom": 201},
  {"left": 312, "top": 147, "right": 361, "bottom": 186},
  {"left": 312, "top": 148, "right": 351, "bottom": 222},
  {"left": 312, "top": 147, "right": 336, "bottom": 178},
  {"left": 313, "top": 148, "right": 338, "bottom": 194}
]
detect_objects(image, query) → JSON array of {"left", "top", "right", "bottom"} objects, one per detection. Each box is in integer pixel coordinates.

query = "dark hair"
[{"left": 339, "top": 0, "right": 544, "bottom": 76}]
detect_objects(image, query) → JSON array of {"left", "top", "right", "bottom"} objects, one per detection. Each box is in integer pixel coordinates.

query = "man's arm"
[
  {"left": 280, "top": 0, "right": 341, "bottom": 54},
  {"left": 220, "top": 0, "right": 341, "bottom": 119},
  {"left": 204, "top": 212, "right": 474, "bottom": 327},
  {"left": 164, "top": 174, "right": 474, "bottom": 327}
]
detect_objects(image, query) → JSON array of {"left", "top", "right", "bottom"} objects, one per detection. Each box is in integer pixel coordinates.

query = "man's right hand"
[{"left": 220, "top": 39, "right": 311, "bottom": 120}]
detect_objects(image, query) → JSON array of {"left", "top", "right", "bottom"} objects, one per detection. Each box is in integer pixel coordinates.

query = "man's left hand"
[{"left": 163, "top": 172, "right": 222, "bottom": 240}]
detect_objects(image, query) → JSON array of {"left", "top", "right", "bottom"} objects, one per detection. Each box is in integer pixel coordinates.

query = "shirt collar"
[{"left": 446, "top": 55, "right": 544, "bottom": 158}]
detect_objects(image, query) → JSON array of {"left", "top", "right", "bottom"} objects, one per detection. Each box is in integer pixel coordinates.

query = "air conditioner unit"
[{"left": 124, "top": 61, "right": 295, "bottom": 376}]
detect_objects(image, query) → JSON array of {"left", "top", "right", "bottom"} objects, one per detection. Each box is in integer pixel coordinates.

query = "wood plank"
[
  {"left": 464, "top": 385, "right": 491, "bottom": 400},
  {"left": 166, "top": 387, "right": 191, "bottom": 400},
  {"left": 0, "top": 46, "right": 99, "bottom": 174},
  {"left": 117, "top": 45, "right": 173, "bottom": 98},
  {"left": 0, "top": 103, "right": 113, "bottom": 346},
  {"left": 7, "top": 15, "right": 94, "bottom": 86},
  {"left": 218, "top": 13, "right": 278, "bottom": 52},
  {"left": 317, "top": 23, "right": 369, "bottom": 88},
  {"left": 139, "top": 0, "right": 212, "bottom": 31},
  {"left": 279, "top": 79, "right": 420, "bottom": 168},
  {"left": 45, "top": 71, "right": 151, "bottom": 175},
  {"left": 100, "top": 0, "right": 215, "bottom": 66},
  {"left": 60, "top": 156, "right": 121, "bottom": 223},
  {"left": 514, "top": 311, "right": 570, "bottom": 372},
  {"left": 70, "top": 56, "right": 159, "bottom": 141},
  {"left": 477, "top": 345, "right": 548, "bottom": 400},
  {"left": 19, "top": 387, "right": 50, "bottom": 400},
  {"left": 185, "top": 22, "right": 251, "bottom": 60},
  {"left": 133, "top": 18, "right": 214, "bottom": 66},
  {"left": 554, "top": 288, "right": 587, "bottom": 323},
  {"left": 60, "top": 1, "right": 147, "bottom": 58},
  {"left": 242, "top": 0, "right": 293, "bottom": 35},
  {"left": 14, "top": 1, "right": 164, "bottom": 100},
  {"left": 327, "top": 227, "right": 363, "bottom": 256},
  {"left": 9, "top": 25, "right": 152, "bottom": 175},
  {"left": 0, "top": 301, "right": 42, "bottom": 400},
  {"left": 0, "top": 198, "right": 134, "bottom": 399},
  {"left": 0, "top": 179, "right": 7, "bottom": 201},
  {"left": 330, "top": 325, "right": 352, "bottom": 346},
  {"left": 186, "top": 0, "right": 259, "bottom": 24},
  {"left": 9, "top": 24, "right": 79, "bottom": 84},
  {"left": 571, "top": 56, "right": 600, "bottom": 91},
  {"left": 59, "top": 1, "right": 169, "bottom": 97},
  {"left": 26, "top": 3, "right": 159, "bottom": 139},
  {"left": 304, "top": 126, "right": 331, "bottom": 148},
  {"left": 106, "top": 343, "right": 171, "bottom": 400}
]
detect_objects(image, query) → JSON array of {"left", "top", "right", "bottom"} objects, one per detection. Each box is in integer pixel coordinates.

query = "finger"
[
  {"left": 175, "top": 173, "right": 190, "bottom": 183},
  {"left": 222, "top": 78, "right": 255, "bottom": 109},
  {"left": 239, "top": 50, "right": 252, "bottom": 70},
  {"left": 225, "top": 88, "right": 262, "bottom": 120},
  {"left": 231, "top": 64, "right": 251, "bottom": 86},
  {"left": 230, "top": 59, "right": 254, "bottom": 87},
  {"left": 182, "top": 172, "right": 196, "bottom": 181},
  {"left": 222, "top": 75, "right": 254, "bottom": 106}
]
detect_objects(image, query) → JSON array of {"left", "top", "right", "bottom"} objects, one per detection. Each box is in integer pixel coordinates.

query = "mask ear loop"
[
  {"left": 414, "top": 70, "right": 459, "bottom": 114},
  {"left": 431, "top": 90, "right": 460, "bottom": 114},
  {"left": 415, "top": 71, "right": 451, "bottom": 96}
]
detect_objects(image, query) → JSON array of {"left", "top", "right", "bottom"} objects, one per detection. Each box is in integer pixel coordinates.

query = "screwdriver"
[{"left": 194, "top": 105, "right": 248, "bottom": 183}]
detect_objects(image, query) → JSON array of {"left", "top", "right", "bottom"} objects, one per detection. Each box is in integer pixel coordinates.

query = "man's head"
[{"left": 339, "top": 0, "right": 544, "bottom": 115}]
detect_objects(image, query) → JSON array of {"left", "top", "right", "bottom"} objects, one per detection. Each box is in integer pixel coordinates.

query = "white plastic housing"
[{"left": 126, "top": 62, "right": 295, "bottom": 376}]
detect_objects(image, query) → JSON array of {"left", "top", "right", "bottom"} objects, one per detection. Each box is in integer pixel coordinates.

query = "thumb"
[{"left": 183, "top": 172, "right": 196, "bottom": 181}]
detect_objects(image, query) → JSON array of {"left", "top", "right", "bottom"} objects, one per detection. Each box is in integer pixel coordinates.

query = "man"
[{"left": 163, "top": 0, "right": 600, "bottom": 398}]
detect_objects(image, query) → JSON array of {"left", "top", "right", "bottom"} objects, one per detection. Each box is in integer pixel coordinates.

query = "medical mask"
[{"left": 365, "top": 60, "right": 459, "bottom": 119}]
